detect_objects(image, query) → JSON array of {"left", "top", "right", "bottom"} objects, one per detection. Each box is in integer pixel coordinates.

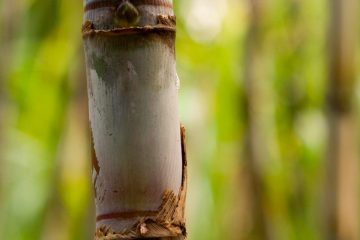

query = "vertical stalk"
[
  {"left": 242, "top": 0, "right": 271, "bottom": 239},
  {"left": 82, "top": 0, "right": 186, "bottom": 239},
  {"left": 324, "top": 0, "right": 358, "bottom": 239}
]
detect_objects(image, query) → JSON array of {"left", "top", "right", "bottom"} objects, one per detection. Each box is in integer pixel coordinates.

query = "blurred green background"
[{"left": 0, "top": 0, "right": 359, "bottom": 239}]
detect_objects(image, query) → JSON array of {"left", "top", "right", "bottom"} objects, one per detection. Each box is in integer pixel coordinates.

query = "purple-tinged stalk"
[{"left": 82, "top": 0, "right": 187, "bottom": 239}]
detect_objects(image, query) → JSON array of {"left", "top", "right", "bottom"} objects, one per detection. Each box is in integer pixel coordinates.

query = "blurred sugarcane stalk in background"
[
  {"left": 242, "top": 0, "right": 272, "bottom": 239},
  {"left": 324, "top": 0, "right": 358, "bottom": 239},
  {"left": 0, "top": 0, "right": 89, "bottom": 239}
]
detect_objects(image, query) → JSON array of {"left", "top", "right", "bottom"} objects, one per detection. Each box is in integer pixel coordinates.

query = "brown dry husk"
[{"left": 95, "top": 125, "right": 187, "bottom": 240}]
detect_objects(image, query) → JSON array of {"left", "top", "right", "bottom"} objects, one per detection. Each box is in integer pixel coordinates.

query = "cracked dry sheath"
[{"left": 82, "top": 0, "right": 186, "bottom": 239}]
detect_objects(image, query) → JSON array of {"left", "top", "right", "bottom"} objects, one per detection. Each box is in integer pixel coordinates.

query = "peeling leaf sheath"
[
  {"left": 82, "top": 25, "right": 176, "bottom": 37},
  {"left": 82, "top": 12, "right": 176, "bottom": 36},
  {"left": 94, "top": 126, "right": 188, "bottom": 240}
]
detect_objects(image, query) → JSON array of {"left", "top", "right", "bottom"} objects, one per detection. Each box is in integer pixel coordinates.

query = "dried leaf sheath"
[
  {"left": 82, "top": 0, "right": 186, "bottom": 239},
  {"left": 95, "top": 126, "right": 187, "bottom": 240}
]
